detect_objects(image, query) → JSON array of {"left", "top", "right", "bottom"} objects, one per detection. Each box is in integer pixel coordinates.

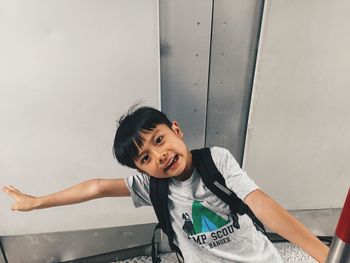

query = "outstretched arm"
[
  {"left": 2, "top": 179, "right": 130, "bottom": 211},
  {"left": 244, "top": 189, "right": 329, "bottom": 263}
]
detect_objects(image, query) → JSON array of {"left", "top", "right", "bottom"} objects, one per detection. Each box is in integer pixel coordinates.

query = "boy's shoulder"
[
  {"left": 206, "top": 146, "right": 241, "bottom": 173},
  {"left": 209, "top": 146, "right": 230, "bottom": 155},
  {"left": 208, "top": 146, "right": 232, "bottom": 162}
]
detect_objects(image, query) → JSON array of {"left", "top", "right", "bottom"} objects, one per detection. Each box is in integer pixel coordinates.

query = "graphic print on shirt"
[{"left": 181, "top": 201, "right": 241, "bottom": 249}]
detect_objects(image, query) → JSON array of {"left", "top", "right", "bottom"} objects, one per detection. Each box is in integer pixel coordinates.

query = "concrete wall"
[
  {"left": 244, "top": 0, "right": 350, "bottom": 211},
  {"left": 206, "top": 0, "right": 264, "bottom": 164},
  {"left": 160, "top": 0, "right": 212, "bottom": 149},
  {"left": 0, "top": 0, "right": 160, "bottom": 261}
]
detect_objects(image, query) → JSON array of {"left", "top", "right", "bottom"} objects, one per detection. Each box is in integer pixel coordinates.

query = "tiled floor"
[
  {"left": 274, "top": 243, "right": 317, "bottom": 263},
  {"left": 115, "top": 242, "right": 317, "bottom": 263}
]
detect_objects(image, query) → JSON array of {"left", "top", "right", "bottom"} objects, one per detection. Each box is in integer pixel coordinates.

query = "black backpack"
[{"left": 149, "top": 147, "right": 266, "bottom": 263}]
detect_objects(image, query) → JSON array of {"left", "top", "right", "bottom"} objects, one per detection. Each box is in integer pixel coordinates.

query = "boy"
[{"left": 3, "top": 106, "right": 329, "bottom": 262}]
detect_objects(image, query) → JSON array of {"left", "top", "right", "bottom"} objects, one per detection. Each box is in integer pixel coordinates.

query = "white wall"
[
  {"left": 244, "top": 0, "right": 350, "bottom": 210},
  {"left": 0, "top": 0, "right": 160, "bottom": 235}
]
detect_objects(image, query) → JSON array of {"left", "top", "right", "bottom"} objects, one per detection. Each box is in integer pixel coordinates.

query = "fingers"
[
  {"left": 2, "top": 185, "right": 35, "bottom": 211},
  {"left": 2, "top": 185, "right": 11, "bottom": 194},
  {"left": 2, "top": 185, "right": 21, "bottom": 199},
  {"left": 8, "top": 185, "right": 20, "bottom": 193},
  {"left": 2, "top": 186, "right": 21, "bottom": 211},
  {"left": 2, "top": 185, "right": 20, "bottom": 192}
]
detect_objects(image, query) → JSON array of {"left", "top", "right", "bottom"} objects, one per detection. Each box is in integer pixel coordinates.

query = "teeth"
[
  {"left": 167, "top": 157, "right": 174, "bottom": 169},
  {"left": 166, "top": 155, "right": 177, "bottom": 170}
]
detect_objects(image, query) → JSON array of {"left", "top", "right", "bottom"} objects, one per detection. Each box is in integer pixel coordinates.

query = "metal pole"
[{"left": 325, "top": 188, "right": 350, "bottom": 263}]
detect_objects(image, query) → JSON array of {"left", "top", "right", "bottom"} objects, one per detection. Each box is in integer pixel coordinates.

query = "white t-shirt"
[{"left": 125, "top": 146, "right": 283, "bottom": 263}]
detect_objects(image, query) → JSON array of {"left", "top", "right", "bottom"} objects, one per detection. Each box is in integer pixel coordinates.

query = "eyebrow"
[{"left": 136, "top": 129, "right": 160, "bottom": 160}]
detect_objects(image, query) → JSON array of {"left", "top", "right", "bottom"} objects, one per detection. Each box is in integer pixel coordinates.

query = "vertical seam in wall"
[
  {"left": 156, "top": 0, "right": 165, "bottom": 244},
  {"left": 157, "top": 0, "right": 162, "bottom": 111},
  {"left": 204, "top": 0, "right": 215, "bottom": 147},
  {"left": 241, "top": 0, "right": 266, "bottom": 164}
]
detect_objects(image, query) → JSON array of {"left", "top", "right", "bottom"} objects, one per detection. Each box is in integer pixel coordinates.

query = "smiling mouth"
[{"left": 164, "top": 155, "right": 179, "bottom": 171}]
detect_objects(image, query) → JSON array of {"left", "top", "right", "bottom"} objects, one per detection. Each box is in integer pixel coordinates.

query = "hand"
[{"left": 2, "top": 185, "right": 39, "bottom": 211}]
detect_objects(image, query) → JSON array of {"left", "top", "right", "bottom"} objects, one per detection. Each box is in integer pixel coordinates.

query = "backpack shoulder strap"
[
  {"left": 149, "top": 177, "right": 184, "bottom": 262},
  {"left": 149, "top": 177, "right": 170, "bottom": 235},
  {"left": 191, "top": 147, "right": 266, "bottom": 234},
  {"left": 191, "top": 148, "right": 245, "bottom": 214}
]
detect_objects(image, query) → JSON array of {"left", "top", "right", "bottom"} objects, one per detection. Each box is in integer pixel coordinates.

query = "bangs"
[{"left": 124, "top": 127, "right": 155, "bottom": 162}]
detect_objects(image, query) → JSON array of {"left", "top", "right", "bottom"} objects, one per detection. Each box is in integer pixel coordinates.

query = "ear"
[{"left": 171, "top": 121, "right": 183, "bottom": 138}]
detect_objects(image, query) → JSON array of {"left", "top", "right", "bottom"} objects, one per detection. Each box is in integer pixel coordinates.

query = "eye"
[
  {"left": 141, "top": 155, "right": 149, "bottom": 164},
  {"left": 155, "top": 136, "right": 163, "bottom": 145}
]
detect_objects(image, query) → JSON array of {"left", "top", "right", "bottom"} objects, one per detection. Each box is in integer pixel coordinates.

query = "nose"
[{"left": 158, "top": 151, "right": 167, "bottom": 164}]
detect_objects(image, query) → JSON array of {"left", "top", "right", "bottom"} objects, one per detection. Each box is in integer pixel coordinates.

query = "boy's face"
[{"left": 134, "top": 121, "right": 193, "bottom": 181}]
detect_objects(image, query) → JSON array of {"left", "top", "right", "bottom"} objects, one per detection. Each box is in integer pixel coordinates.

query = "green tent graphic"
[{"left": 192, "top": 201, "right": 230, "bottom": 234}]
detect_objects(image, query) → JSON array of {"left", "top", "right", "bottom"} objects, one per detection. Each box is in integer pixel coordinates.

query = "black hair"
[{"left": 113, "top": 106, "right": 172, "bottom": 169}]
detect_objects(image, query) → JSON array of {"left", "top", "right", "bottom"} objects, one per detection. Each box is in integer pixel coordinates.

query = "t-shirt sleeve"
[
  {"left": 124, "top": 172, "right": 152, "bottom": 207},
  {"left": 210, "top": 146, "right": 260, "bottom": 201}
]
